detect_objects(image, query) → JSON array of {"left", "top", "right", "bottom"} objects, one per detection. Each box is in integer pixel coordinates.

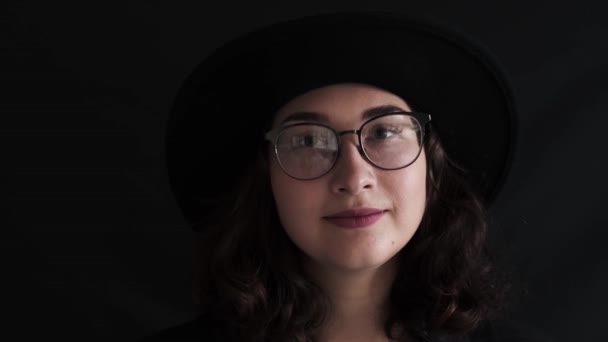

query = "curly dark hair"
[{"left": 191, "top": 122, "right": 512, "bottom": 342}]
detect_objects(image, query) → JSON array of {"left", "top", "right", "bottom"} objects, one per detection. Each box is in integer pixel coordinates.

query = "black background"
[{"left": 3, "top": 1, "right": 607, "bottom": 341}]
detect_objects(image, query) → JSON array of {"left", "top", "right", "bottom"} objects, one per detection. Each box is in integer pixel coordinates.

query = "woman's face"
[{"left": 269, "top": 83, "right": 427, "bottom": 273}]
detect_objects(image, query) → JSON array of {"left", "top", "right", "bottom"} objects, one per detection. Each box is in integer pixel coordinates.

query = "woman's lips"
[{"left": 323, "top": 208, "right": 386, "bottom": 229}]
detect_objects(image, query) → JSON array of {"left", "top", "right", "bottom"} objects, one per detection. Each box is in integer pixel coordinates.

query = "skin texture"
[{"left": 269, "top": 83, "right": 427, "bottom": 341}]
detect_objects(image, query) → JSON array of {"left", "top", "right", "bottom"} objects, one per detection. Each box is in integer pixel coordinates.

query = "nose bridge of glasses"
[
  {"left": 337, "top": 129, "right": 365, "bottom": 157},
  {"left": 337, "top": 129, "right": 360, "bottom": 144}
]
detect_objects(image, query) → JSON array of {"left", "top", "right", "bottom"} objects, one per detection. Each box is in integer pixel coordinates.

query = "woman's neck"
[{"left": 304, "top": 257, "right": 399, "bottom": 342}]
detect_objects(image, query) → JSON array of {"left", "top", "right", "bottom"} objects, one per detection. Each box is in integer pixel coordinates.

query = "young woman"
[{"left": 145, "top": 11, "right": 520, "bottom": 342}]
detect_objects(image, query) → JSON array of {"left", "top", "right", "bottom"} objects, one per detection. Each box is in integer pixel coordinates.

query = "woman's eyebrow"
[
  {"left": 280, "top": 111, "right": 327, "bottom": 125},
  {"left": 279, "top": 104, "right": 407, "bottom": 125},
  {"left": 361, "top": 104, "right": 407, "bottom": 120}
]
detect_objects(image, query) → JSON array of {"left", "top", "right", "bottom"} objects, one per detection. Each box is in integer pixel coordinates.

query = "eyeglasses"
[{"left": 264, "top": 112, "right": 431, "bottom": 180}]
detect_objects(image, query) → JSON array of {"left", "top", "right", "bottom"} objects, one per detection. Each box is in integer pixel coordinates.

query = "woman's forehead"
[{"left": 272, "top": 82, "right": 412, "bottom": 125}]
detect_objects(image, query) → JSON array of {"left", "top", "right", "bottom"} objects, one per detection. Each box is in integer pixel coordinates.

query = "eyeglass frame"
[{"left": 264, "top": 111, "right": 432, "bottom": 180}]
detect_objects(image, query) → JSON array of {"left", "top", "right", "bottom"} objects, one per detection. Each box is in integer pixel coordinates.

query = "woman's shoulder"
[
  {"left": 465, "top": 319, "right": 554, "bottom": 342},
  {"left": 426, "top": 318, "right": 553, "bottom": 342}
]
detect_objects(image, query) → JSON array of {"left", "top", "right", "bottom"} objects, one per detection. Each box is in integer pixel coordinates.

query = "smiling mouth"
[{"left": 323, "top": 210, "right": 386, "bottom": 229}]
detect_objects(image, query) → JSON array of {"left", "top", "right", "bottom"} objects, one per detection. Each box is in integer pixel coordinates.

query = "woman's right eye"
[{"left": 293, "top": 134, "right": 321, "bottom": 147}]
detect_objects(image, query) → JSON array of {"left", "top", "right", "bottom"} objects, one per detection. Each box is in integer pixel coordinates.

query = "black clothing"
[{"left": 138, "top": 314, "right": 551, "bottom": 342}]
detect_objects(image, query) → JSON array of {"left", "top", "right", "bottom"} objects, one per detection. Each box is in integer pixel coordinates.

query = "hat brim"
[{"left": 165, "top": 11, "right": 517, "bottom": 227}]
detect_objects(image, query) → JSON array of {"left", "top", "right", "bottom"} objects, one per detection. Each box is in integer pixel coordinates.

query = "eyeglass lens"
[{"left": 274, "top": 114, "right": 423, "bottom": 179}]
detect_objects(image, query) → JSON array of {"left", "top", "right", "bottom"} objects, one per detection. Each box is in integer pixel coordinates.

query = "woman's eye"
[
  {"left": 370, "top": 126, "right": 401, "bottom": 139},
  {"left": 301, "top": 135, "right": 315, "bottom": 146},
  {"left": 293, "top": 134, "right": 325, "bottom": 147}
]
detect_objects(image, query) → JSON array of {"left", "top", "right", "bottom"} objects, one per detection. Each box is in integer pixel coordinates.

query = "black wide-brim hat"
[{"left": 165, "top": 11, "right": 517, "bottom": 228}]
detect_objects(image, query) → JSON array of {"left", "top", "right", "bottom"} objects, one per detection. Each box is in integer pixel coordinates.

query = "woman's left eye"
[{"left": 371, "top": 126, "right": 401, "bottom": 139}]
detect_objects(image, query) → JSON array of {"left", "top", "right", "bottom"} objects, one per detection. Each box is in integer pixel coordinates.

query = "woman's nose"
[{"left": 329, "top": 133, "right": 377, "bottom": 195}]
